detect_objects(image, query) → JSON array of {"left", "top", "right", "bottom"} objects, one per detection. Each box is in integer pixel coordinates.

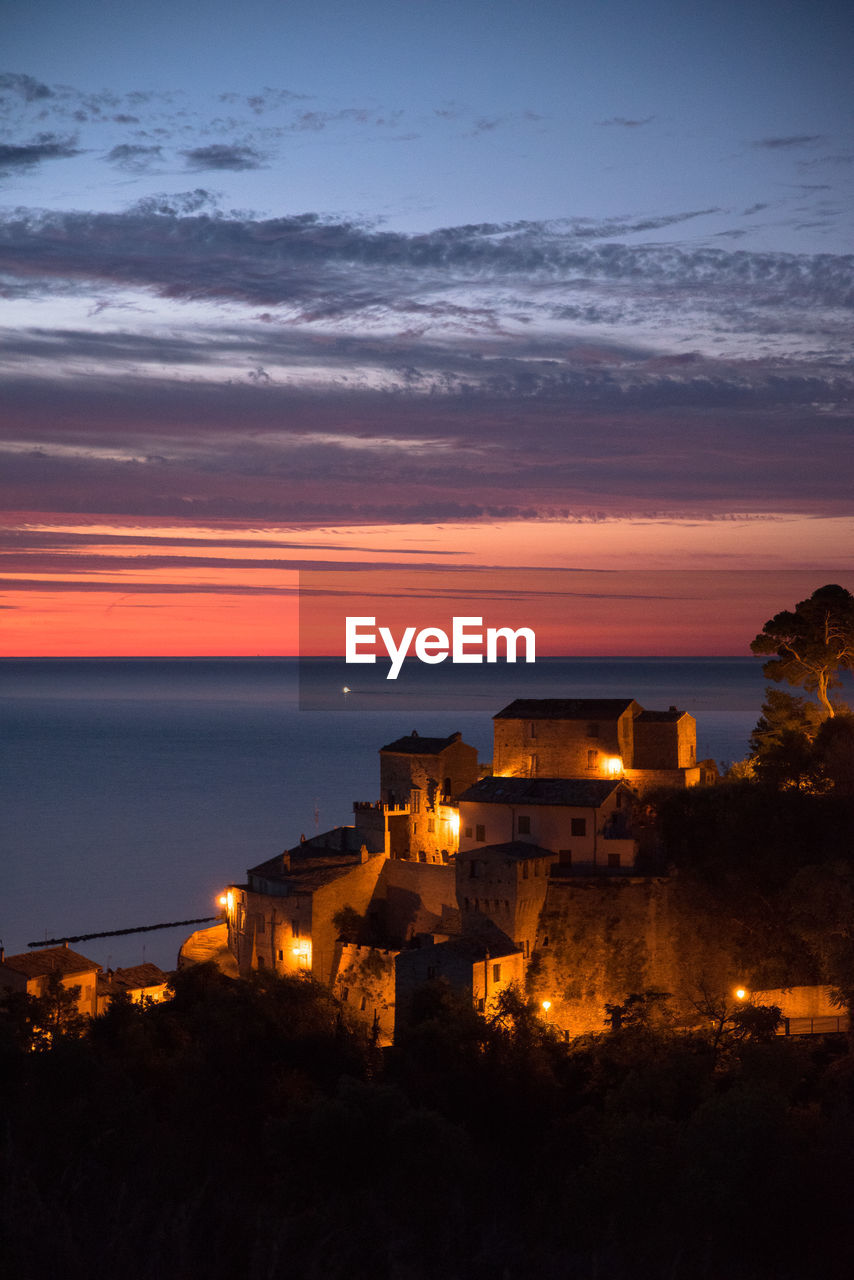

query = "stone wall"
[
  {"left": 527, "top": 876, "right": 740, "bottom": 1038},
  {"left": 493, "top": 708, "right": 637, "bottom": 778},
  {"left": 333, "top": 942, "right": 398, "bottom": 1045},
  {"left": 371, "top": 859, "right": 457, "bottom": 942}
]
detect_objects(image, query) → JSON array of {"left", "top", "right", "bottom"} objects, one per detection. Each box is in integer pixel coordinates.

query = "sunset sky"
[{"left": 2, "top": 0, "right": 853, "bottom": 655}]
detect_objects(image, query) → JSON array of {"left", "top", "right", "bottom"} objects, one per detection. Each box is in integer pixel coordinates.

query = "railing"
[{"left": 778, "top": 1015, "right": 850, "bottom": 1036}]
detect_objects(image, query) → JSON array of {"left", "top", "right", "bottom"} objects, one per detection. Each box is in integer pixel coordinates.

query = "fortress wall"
[
  {"left": 372, "top": 859, "right": 457, "bottom": 941},
  {"left": 528, "top": 877, "right": 737, "bottom": 1038}
]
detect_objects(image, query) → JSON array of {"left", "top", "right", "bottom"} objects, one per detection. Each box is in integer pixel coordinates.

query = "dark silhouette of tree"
[{"left": 750, "top": 583, "right": 854, "bottom": 720}]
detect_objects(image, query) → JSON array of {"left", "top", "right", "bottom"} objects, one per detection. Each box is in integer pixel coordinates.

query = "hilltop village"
[{"left": 205, "top": 696, "right": 738, "bottom": 1042}]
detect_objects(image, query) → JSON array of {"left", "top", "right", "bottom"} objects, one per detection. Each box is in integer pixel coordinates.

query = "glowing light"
[
  {"left": 217, "top": 894, "right": 227, "bottom": 907},
  {"left": 541, "top": 999, "right": 552, "bottom": 1012},
  {"left": 605, "top": 756, "right": 623, "bottom": 776},
  {"left": 448, "top": 810, "right": 461, "bottom": 836},
  {"left": 735, "top": 987, "right": 747, "bottom": 1001},
  {"left": 342, "top": 686, "right": 351, "bottom": 694}
]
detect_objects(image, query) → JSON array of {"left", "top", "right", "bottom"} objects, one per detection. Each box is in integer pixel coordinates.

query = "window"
[
  {"left": 360, "top": 995, "right": 367, "bottom": 1011},
  {"left": 411, "top": 789, "right": 421, "bottom": 813},
  {"left": 277, "top": 949, "right": 284, "bottom": 961},
  {"left": 528, "top": 754, "right": 538, "bottom": 777},
  {"left": 476, "top": 824, "right": 486, "bottom": 842},
  {"left": 522, "top": 862, "right": 529, "bottom": 879},
  {"left": 427, "top": 818, "right": 435, "bottom": 833},
  {"left": 608, "top": 852, "right": 620, "bottom": 868},
  {"left": 571, "top": 817, "right": 587, "bottom": 837},
  {"left": 492, "top": 963, "right": 501, "bottom": 983},
  {"left": 587, "top": 749, "right": 598, "bottom": 768},
  {"left": 477, "top": 998, "right": 485, "bottom": 1013},
  {"left": 464, "top": 826, "right": 473, "bottom": 838},
  {"left": 517, "top": 815, "right": 531, "bottom": 835}
]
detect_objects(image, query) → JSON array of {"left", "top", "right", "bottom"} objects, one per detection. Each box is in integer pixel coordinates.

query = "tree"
[
  {"left": 750, "top": 584, "right": 854, "bottom": 720},
  {"left": 749, "top": 687, "right": 824, "bottom": 759}
]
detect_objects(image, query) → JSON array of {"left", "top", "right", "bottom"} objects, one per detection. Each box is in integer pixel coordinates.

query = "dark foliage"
[{"left": 2, "top": 963, "right": 854, "bottom": 1280}]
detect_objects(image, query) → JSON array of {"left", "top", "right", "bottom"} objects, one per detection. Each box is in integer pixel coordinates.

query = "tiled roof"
[
  {"left": 97, "top": 964, "right": 169, "bottom": 996},
  {"left": 1, "top": 946, "right": 100, "bottom": 979},
  {"left": 380, "top": 731, "right": 463, "bottom": 754},
  {"left": 458, "top": 776, "right": 622, "bottom": 808},
  {"left": 494, "top": 698, "right": 637, "bottom": 721},
  {"left": 249, "top": 842, "right": 371, "bottom": 891}
]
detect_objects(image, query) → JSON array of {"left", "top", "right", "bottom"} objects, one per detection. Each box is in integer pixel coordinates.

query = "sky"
[{"left": 2, "top": 0, "right": 853, "bottom": 655}]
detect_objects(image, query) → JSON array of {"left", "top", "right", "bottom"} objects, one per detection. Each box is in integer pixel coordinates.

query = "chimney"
[{"left": 281, "top": 852, "right": 291, "bottom": 872}]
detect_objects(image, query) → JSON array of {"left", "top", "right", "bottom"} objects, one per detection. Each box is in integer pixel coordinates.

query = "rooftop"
[
  {"left": 97, "top": 963, "right": 168, "bottom": 995},
  {"left": 380, "top": 731, "right": 463, "bottom": 755},
  {"left": 1, "top": 946, "right": 101, "bottom": 979},
  {"left": 458, "top": 776, "right": 624, "bottom": 808},
  {"left": 463, "top": 840, "right": 555, "bottom": 862},
  {"left": 494, "top": 698, "right": 638, "bottom": 721}
]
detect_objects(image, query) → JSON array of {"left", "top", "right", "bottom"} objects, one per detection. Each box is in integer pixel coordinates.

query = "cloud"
[
  {"left": 128, "top": 188, "right": 221, "bottom": 216},
  {"left": 0, "top": 133, "right": 80, "bottom": 174},
  {"left": 105, "top": 143, "right": 163, "bottom": 172},
  {"left": 753, "top": 135, "right": 825, "bottom": 149},
  {"left": 0, "top": 72, "right": 53, "bottom": 101},
  {"left": 597, "top": 116, "right": 655, "bottom": 127},
  {"left": 181, "top": 143, "right": 264, "bottom": 171}
]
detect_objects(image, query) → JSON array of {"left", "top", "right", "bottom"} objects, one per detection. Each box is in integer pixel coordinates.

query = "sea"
[{"left": 2, "top": 656, "right": 842, "bottom": 974}]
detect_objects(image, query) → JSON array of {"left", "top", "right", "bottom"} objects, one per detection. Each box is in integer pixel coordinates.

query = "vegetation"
[
  {"left": 2, "top": 966, "right": 854, "bottom": 1280},
  {"left": 750, "top": 583, "right": 854, "bottom": 720}
]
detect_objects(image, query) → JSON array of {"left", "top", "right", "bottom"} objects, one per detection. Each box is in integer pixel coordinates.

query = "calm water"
[{"left": 0, "top": 656, "right": 822, "bottom": 971}]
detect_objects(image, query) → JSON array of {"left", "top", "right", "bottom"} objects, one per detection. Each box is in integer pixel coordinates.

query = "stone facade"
[
  {"left": 458, "top": 776, "right": 637, "bottom": 870},
  {"left": 0, "top": 945, "right": 101, "bottom": 1019},
  {"left": 215, "top": 694, "right": 730, "bottom": 1041},
  {"left": 492, "top": 698, "right": 701, "bottom": 794}
]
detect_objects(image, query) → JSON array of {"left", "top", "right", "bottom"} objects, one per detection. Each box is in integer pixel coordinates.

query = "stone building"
[
  {"left": 355, "top": 730, "right": 481, "bottom": 863},
  {"left": 213, "top": 693, "right": 726, "bottom": 1043},
  {"left": 0, "top": 944, "right": 101, "bottom": 1018},
  {"left": 96, "top": 963, "right": 170, "bottom": 1013},
  {"left": 493, "top": 698, "right": 701, "bottom": 793}
]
